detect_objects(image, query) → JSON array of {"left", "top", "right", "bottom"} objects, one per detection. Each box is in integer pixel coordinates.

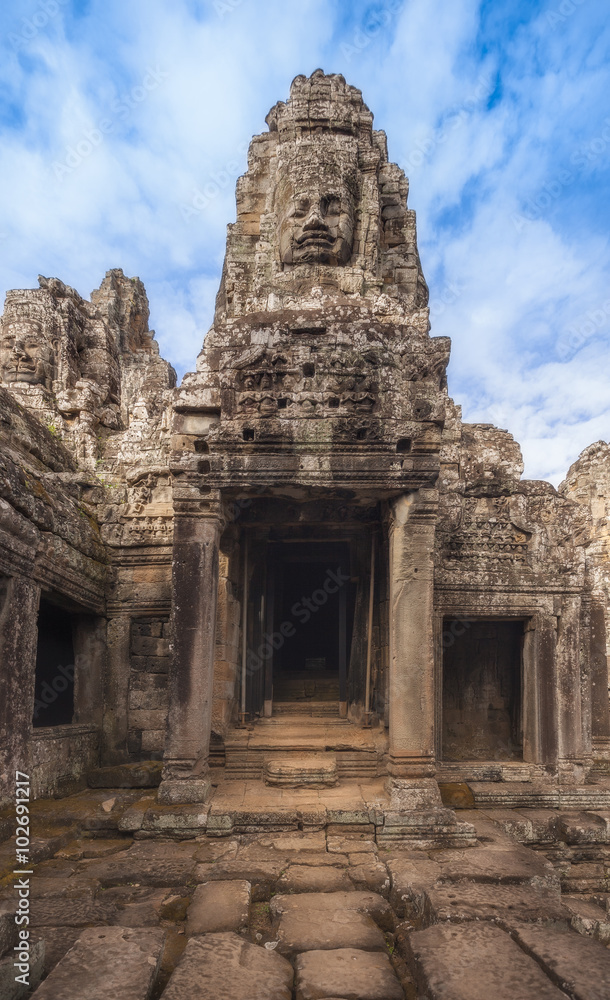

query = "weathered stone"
[
  {"left": 511, "top": 923, "right": 610, "bottom": 1000},
  {"left": 275, "top": 899, "right": 385, "bottom": 956},
  {"left": 186, "top": 880, "right": 250, "bottom": 935},
  {"left": 84, "top": 840, "right": 197, "bottom": 887},
  {"left": 386, "top": 856, "right": 442, "bottom": 919},
  {"left": 295, "top": 948, "right": 404, "bottom": 1000},
  {"left": 424, "top": 881, "right": 567, "bottom": 925},
  {"left": 0, "top": 936, "right": 44, "bottom": 1000},
  {"left": 276, "top": 864, "right": 354, "bottom": 893},
  {"left": 29, "top": 926, "right": 165, "bottom": 999},
  {"left": 561, "top": 894, "right": 610, "bottom": 944},
  {"left": 161, "top": 932, "right": 293, "bottom": 1000},
  {"left": 434, "top": 845, "right": 560, "bottom": 889},
  {"left": 194, "top": 860, "right": 284, "bottom": 901},
  {"left": 404, "top": 923, "right": 570, "bottom": 1000},
  {"left": 270, "top": 890, "right": 394, "bottom": 932},
  {"left": 264, "top": 755, "right": 338, "bottom": 787}
]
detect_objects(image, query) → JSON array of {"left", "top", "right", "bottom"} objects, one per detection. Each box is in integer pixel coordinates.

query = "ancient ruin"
[{"left": 1, "top": 71, "right": 610, "bottom": 997}]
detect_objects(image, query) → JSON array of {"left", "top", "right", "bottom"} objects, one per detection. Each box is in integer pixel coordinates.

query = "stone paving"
[{"left": 1, "top": 789, "right": 610, "bottom": 998}]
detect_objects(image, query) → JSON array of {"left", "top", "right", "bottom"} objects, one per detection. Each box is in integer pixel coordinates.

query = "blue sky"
[{"left": 1, "top": 0, "right": 609, "bottom": 484}]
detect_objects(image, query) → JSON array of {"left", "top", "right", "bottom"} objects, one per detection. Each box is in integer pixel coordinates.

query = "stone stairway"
[{"left": 224, "top": 713, "right": 383, "bottom": 781}]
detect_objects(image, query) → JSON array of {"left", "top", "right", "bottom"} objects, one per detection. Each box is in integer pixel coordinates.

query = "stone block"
[
  {"left": 424, "top": 881, "right": 567, "bottom": 925},
  {"left": 161, "top": 932, "right": 293, "bottom": 1000},
  {"left": 0, "top": 900, "right": 17, "bottom": 958},
  {"left": 404, "top": 923, "right": 570, "bottom": 1000},
  {"left": 561, "top": 894, "right": 610, "bottom": 944},
  {"left": 434, "top": 845, "right": 560, "bottom": 889},
  {"left": 85, "top": 840, "right": 198, "bottom": 887},
  {"left": 270, "top": 890, "right": 394, "bottom": 932},
  {"left": 194, "top": 860, "right": 284, "bottom": 901},
  {"left": 276, "top": 865, "right": 353, "bottom": 893},
  {"left": 511, "top": 923, "right": 610, "bottom": 1000},
  {"left": 29, "top": 926, "right": 165, "bottom": 999},
  {"left": 130, "top": 636, "right": 169, "bottom": 657},
  {"left": 186, "top": 880, "right": 251, "bottom": 935},
  {"left": 386, "top": 856, "right": 442, "bottom": 918},
  {"left": 0, "top": 936, "right": 44, "bottom": 1000},
  {"left": 275, "top": 901, "right": 385, "bottom": 956},
  {"left": 295, "top": 948, "right": 404, "bottom": 1000}
]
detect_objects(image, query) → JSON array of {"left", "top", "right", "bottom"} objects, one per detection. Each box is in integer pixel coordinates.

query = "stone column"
[
  {"left": 0, "top": 575, "right": 40, "bottom": 808},
  {"left": 158, "top": 492, "right": 224, "bottom": 804},
  {"left": 102, "top": 615, "right": 131, "bottom": 763},
  {"left": 387, "top": 489, "right": 437, "bottom": 778},
  {"left": 556, "top": 594, "right": 589, "bottom": 783},
  {"left": 590, "top": 595, "right": 610, "bottom": 768}
]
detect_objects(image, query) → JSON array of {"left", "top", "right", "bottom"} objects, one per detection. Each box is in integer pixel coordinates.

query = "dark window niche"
[
  {"left": 328, "top": 397, "right": 340, "bottom": 408},
  {"left": 442, "top": 619, "right": 523, "bottom": 761},
  {"left": 194, "top": 439, "right": 209, "bottom": 453},
  {"left": 243, "top": 428, "right": 255, "bottom": 441},
  {"left": 33, "top": 599, "right": 75, "bottom": 728},
  {"left": 277, "top": 398, "right": 288, "bottom": 409},
  {"left": 356, "top": 428, "right": 367, "bottom": 440},
  {"left": 198, "top": 460, "right": 211, "bottom": 474},
  {"left": 303, "top": 363, "right": 315, "bottom": 377},
  {"left": 396, "top": 438, "right": 411, "bottom": 453}
]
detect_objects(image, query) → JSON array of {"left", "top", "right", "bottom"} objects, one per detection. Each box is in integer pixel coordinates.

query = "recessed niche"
[
  {"left": 198, "top": 460, "right": 211, "bottom": 474},
  {"left": 243, "top": 428, "right": 255, "bottom": 441},
  {"left": 194, "top": 439, "right": 209, "bottom": 453},
  {"left": 303, "top": 363, "right": 315, "bottom": 377},
  {"left": 396, "top": 438, "right": 411, "bottom": 453}
]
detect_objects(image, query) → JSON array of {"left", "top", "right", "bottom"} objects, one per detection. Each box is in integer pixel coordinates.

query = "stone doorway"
[{"left": 264, "top": 541, "right": 355, "bottom": 719}]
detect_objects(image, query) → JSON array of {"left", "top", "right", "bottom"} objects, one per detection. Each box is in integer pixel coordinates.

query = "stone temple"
[
  {"left": 2, "top": 70, "right": 610, "bottom": 999},
  {"left": 1, "top": 69, "right": 610, "bottom": 834}
]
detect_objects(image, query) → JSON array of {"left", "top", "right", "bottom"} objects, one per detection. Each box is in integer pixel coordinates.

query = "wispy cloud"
[{"left": 0, "top": 0, "right": 609, "bottom": 485}]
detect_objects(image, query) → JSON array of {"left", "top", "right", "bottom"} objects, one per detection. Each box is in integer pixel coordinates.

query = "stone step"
[
  {"left": 511, "top": 923, "right": 610, "bottom": 1000},
  {"left": 272, "top": 701, "right": 341, "bottom": 716},
  {"left": 30, "top": 927, "right": 165, "bottom": 1000},
  {"left": 160, "top": 931, "right": 293, "bottom": 1000},
  {"left": 264, "top": 753, "right": 338, "bottom": 788},
  {"left": 468, "top": 781, "right": 610, "bottom": 811},
  {"left": 295, "top": 948, "right": 404, "bottom": 1000},
  {"left": 403, "top": 923, "right": 571, "bottom": 1000},
  {"left": 224, "top": 747, "right": 378, "bottom": 781}
]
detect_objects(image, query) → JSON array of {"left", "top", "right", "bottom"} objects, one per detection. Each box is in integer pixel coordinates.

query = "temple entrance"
[{"left": 265, "top": 542, "right": 355, "bottom": 717}]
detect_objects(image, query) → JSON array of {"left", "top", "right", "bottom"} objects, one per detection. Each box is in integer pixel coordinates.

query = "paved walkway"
[{"left": 0, "top": 791, "right": 609, "bottom": 998}]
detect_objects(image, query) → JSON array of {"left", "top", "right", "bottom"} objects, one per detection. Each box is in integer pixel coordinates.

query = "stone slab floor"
[{"left": 0, "top": 788, "right": 609, "bottom": 999}]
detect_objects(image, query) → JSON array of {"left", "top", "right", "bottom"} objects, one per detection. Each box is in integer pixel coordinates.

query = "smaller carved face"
[
  {"left": 0, "top": 323, "right": 55, "bottom": 389},
  {"left": 278, "top": 181, "right": 356, "bottom": 267}
]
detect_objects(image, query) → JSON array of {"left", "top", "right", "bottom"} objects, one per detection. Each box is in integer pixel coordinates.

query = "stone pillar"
[
  {"left": 590, "top": 595, "right": 610, "bottom": 768},
  {"left": 556, "top": 594, "right": 589, "bottom": 783},
  {"left": 387, "top": 489, "right": 437, "bottom": 778},
  {"left": 0, "top": 575, "right": 40, "bottom": 807},
  {"left": 102, "top": 615, "right": 131, "bottom": 764},
  {"left": 158, "top": 493, "right": 224, "bottom": 804}
]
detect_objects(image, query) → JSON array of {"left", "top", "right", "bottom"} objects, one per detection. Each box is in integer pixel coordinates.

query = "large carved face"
[
  {"left": 0, "top": 314, "right": 56, "bottom": 390},
  {"left": 278, "top": 176, "right": 356, "bottom": 267}
]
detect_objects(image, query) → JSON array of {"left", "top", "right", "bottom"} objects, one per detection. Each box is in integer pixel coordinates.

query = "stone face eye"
[
  {"left": 294, "top": 198, "right": 310, "bottom": 217},
  {"left": 321, "top": 195, "right": 341, "bottom": 217}
]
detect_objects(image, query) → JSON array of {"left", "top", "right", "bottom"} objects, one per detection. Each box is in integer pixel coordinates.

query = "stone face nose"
[{"left": 302, "top": 204, "right": 328, "bottom": 232}]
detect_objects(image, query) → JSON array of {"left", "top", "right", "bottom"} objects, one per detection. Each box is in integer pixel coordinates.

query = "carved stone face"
[
  {"left": 0, "top": 318, "right": 55, "bottom": 389},
  {"left": 278, "top": 179, "right": 355, "bottom": 267}
]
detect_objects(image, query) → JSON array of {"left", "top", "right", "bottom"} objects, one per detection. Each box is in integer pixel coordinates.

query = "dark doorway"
[
  {"left": 32, "top": 599, "right": 75, "bottom": 728},
  {"left": 266, "top": 543, "right": 355, "bottom": 710},
  {"left": 442, "top": 619, "right": 523, "bottom": 761}
]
